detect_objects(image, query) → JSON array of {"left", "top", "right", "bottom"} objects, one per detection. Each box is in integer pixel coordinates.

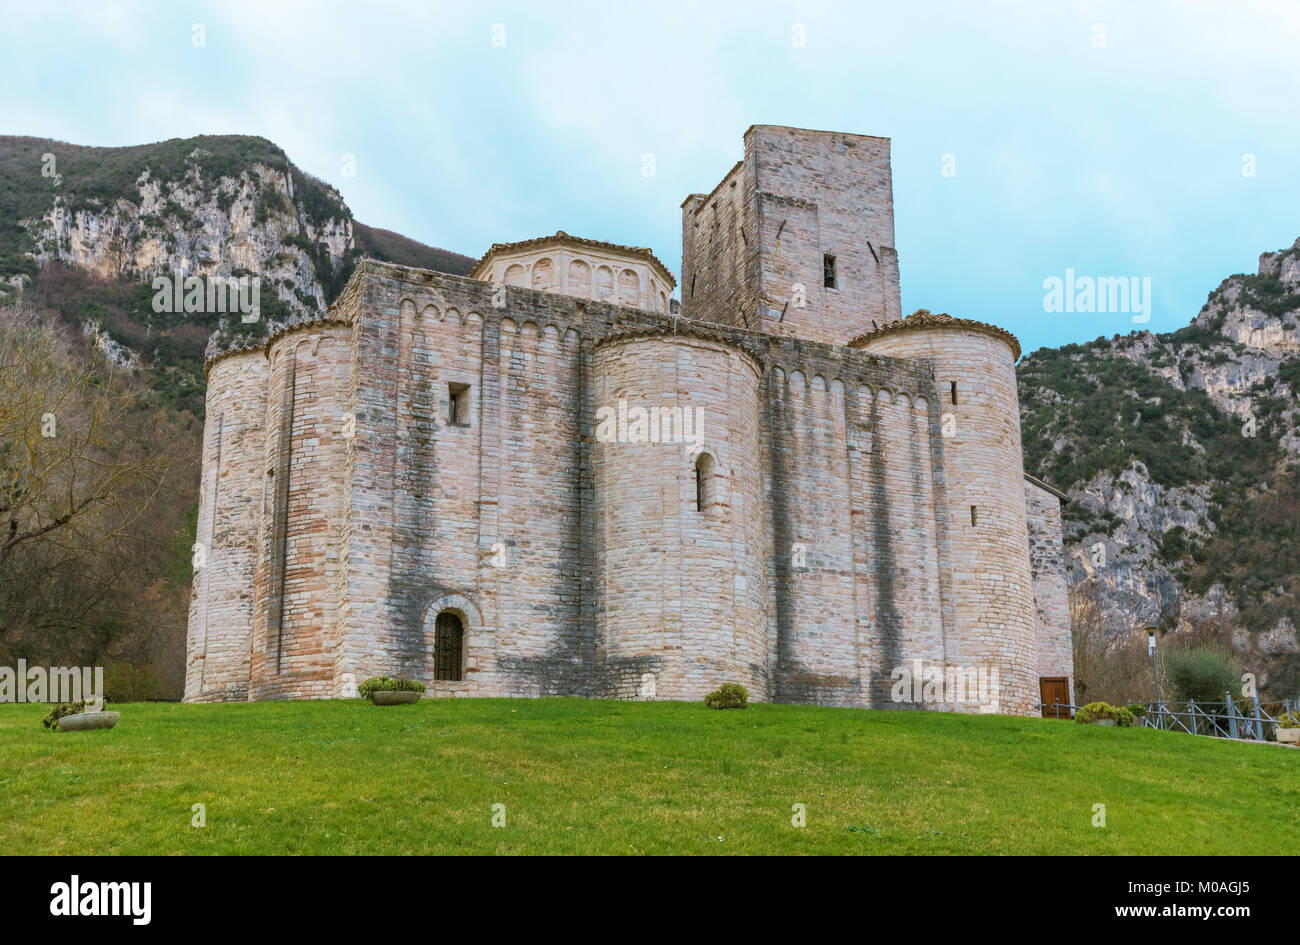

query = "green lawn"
[{"left": 1, "top": 698, "right": 1294, "bottom": 855}]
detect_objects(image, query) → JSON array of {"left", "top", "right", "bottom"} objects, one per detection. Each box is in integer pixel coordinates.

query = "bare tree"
[
  {"left": 1071, "top": 580, "right": 1156, "bottom": 705},
  {"left": 0, "top": 305, "right": 185, "bottom": 668}
]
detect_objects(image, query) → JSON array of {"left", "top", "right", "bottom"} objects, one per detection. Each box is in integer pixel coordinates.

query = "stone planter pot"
[
  {"left": 1277, "top": 727, "right": 1300, "bottom": 745},
  {"left": 1095, "top": 719, "right": 1117, "bottom": 727},
  {"left": 57, "top": 711, "right": 119, "bottom": 732},
  {"left": 371, "top": 690, "right": 421, "bottom": 705}
]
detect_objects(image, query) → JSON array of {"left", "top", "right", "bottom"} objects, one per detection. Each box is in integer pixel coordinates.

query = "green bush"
[
  {"left": 43, "top": 701, "right": 87, "bottom": 731},
  {"left": 1075, "top": 702, "right": 1135, "bottom": 727},
  {"left": 104, "top": 662, "right": 166, "bottom": 703},
  {"left": 704, "top": 683, "right": 748, "bottom": 710},
  {"left": 1277, "top": 710, "right": 1300, "bottom": 730},
  {"left": 1126, "top": 703, "right": 1148, "bottom": 716},
  {"left": 1165, "top": 647, "right": 1239, "bottom": 703},
  {"left": 357, "top": 676, "right": 426, "bottom": 699}
]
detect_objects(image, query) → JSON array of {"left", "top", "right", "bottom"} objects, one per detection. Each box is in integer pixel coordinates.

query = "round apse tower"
[
  {"left": 852, "top": 310, "right": 1038, "bottom": 715},
  {"left": 184, "top": 349, "right": 268, "bottom": 702},
  {"left": 592, "top": 332, "right": 766, "bottom": 702},
  {"left": 248, "top": 322, "right": 352, "bottom": 701}
]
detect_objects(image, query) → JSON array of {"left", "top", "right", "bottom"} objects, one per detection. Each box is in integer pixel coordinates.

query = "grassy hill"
[
  {"left": 353, "top": 220, "right": 475, "bottom": 275},
  {"left": 2, "top": 699, "right": 1294, "bottom": 855}
]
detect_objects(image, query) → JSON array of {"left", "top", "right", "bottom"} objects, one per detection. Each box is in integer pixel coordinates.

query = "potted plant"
[
  {"left": 1276, "top": 710, "right": 1300, "bottom": 745},
  {"left": 1074, "top": 701, "right": 1134, "bottom": 727},
  {"left": 358, "top": 676, "right": 426, "bottom": 705},
  {"left": 43, "top": 700, "right": 119, "bottom": 732}
]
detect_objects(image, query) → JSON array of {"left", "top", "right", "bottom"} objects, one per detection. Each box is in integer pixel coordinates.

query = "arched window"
[
  {"left": 694, "top": 452, "right": 716, "bottom": 515},
  {"left": 504, "top": 264, "right": 526, "bottom": 287},
  {"left": 433, "top": 611, "right": 464, "bottom": 681}
]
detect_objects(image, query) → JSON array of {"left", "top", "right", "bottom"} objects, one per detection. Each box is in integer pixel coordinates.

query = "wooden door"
[{"left": 1040, "top": 677, "right": 1070, "bottom": 719}]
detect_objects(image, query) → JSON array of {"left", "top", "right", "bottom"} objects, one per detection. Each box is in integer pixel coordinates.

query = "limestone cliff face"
[
  {"left": 29, "top": 164, "right": 345, "bottom": 297},
  {"left": 0, "top": 134, "right": 475, "bottom": 359},
  {"left": 1019, "top": 238, "right": 1300, "bottom": 694},
  {"left": 22, "top": 160, "right": 350, "bottom": 356}
]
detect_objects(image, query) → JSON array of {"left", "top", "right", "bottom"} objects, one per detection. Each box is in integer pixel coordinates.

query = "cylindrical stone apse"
[
  {"left": 854, "top": 312, "right": 1037, "bottom": 714},
  {"left": 249, "top": 324, "right": 351, "bottom": 701},
  {"left": 184, "top": 350, "right": 268, "bottom": 702},
  {"left": 592, "top": 334, "right": 766, "bottom": 701}
]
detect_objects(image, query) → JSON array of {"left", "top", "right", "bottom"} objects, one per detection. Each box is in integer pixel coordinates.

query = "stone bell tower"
[{"left": 679, "top": 124, "right": 903, "bottom": 346}]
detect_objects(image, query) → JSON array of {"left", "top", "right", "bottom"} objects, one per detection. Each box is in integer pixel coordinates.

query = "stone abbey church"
[{"left": 185, "top": 125, "right": 1074, "bottom": 715}]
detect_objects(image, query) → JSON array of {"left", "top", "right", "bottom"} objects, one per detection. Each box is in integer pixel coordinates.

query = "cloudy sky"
[{"left": 3, "top": 0, "right": 1299, "bottom": 354}]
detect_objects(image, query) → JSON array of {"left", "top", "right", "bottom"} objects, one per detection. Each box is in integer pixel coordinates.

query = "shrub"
[
  {"left": 1074, "top": 702, "right": 1135, "bottom": 726},
  {"left": 1278, "top": 711, "right": 1300, "bottom": 730},
  {"left": 357, "top": 676, "right": 426, "bottom": 699},
  {"left": 1164, "top": 647, "right": 1239, "bottom": 703},
  {"left": 1126, "top": 703, "right": 1148, "bottom": 716},
  {"left": 704, "top": 683, "right": 748, "bottom": 710},
  {"left": 43, "top": 701, "right": 87, "bottom": 731},
  {"left": 104, "top": 662, "right": 166, "bottom": 703}
]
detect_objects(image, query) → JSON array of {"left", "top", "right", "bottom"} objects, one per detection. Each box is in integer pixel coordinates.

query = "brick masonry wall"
[{"left": 1026, "top": 480, "right": 1074, "bottom": 701}]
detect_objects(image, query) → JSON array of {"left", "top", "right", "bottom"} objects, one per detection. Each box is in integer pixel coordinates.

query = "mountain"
[
  {"left": 0, "top": 133, "right": 474, "bottom": 355},
  {"left": 0, "top": 133, "right": 475, "bottom": 407},
  {"left": 1018, "top": 240, "right": 1300, "bottom": 696},
  {"left": 0, "top": 134, "right": 475, "bottom": 696}
]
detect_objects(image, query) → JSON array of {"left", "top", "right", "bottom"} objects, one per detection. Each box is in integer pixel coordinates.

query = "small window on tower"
[
  {"left": 695, "top": 452, "right": 717, "bottom": 516},
  {"left": 971, "top": 505, "right": 979, "bottom": 527},
  {"left": 951, "top": 381, "right": 959, "bottom": 405},
  {"left": 823, "top": 254, "right": 837, "bottom": 290},
  {"left": 448, "top": 383, "right": 470, "bottom": 425}
]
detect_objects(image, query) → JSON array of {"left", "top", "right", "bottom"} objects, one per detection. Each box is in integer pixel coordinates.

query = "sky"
[{"left": 3, "top": 0, "right": 1299, "bottom": 355}]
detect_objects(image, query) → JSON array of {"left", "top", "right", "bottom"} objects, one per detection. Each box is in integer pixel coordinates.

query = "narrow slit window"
[
  {"left": 448, "top": 383, "right": 470, "bottom": 424},
  {"left": 823, "top": 254, "right": 837, "bottom": 289},
  {"left": 950, "top": 381, "right": 959, "bottom": 405},
  {"left": 694, "top": 453, "right": 716, "bottom": 515},
  {"left": 971, "top": 505, "right": 978, "bottom": 527}
]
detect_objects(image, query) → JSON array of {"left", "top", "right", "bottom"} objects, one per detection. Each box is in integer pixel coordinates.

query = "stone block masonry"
[{"left": 185, "top": 125, "right": 1073, "bottom": 714}]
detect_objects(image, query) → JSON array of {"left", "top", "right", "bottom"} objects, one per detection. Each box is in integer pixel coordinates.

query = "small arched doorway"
[{"left": 433, "top": 611, "right": 464, "bottom": 681}]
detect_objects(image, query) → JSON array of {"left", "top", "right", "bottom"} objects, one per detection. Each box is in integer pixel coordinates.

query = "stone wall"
[
  {"left": 478, "top": 240, "right": 673, "bottom": 314},
  {"left": 248, "top": 321, "right": 351, "bottom": 700},
  {"left": 186, "top": 261, "right": 1062, "bottom": 713},
  {"left": 681, "top": 126, "right": 902, "bottom": 347},
  {"left": 1026, "top": 478, "right": 1074, "bottom": 701},
  {"left": 855, "top": 327, "right": 1039, "bottom": 714},
  {"left": 184, "top": 122, "right": 1072, "bottom": 715},
  {"left": 185, "top": 350, "right": 266, "bottom": 702},
  {"left": 592, "top": 334, "right": 766, "bottom": 700}
]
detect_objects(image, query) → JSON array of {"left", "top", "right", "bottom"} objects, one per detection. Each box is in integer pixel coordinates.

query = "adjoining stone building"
[{"left": 185, "top": 124, "right": 1074, "bottom": 714}]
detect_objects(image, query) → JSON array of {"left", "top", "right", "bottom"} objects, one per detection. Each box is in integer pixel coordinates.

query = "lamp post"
[{"left": 1147, "top": 625, "right": 1162, "bottom": 729}]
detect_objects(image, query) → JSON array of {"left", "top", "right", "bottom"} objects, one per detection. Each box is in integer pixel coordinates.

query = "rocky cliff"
[
  {"left": 1019, "top": 239, "right": 1300, "bottom": 696},
  {"left": 0, "top": 134, "right": 474, "bottom": 357}
]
